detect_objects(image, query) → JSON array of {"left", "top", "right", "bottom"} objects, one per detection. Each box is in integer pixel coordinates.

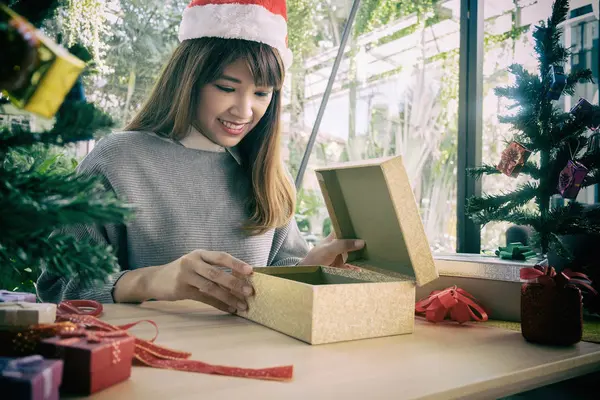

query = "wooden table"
[{"left": 75, "top": 301, "right": 600, "bottom": 400}]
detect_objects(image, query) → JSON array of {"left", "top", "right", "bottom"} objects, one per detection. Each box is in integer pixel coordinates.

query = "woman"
[{"left": 36, "top": 0, "right": 364, "bottom": 313}]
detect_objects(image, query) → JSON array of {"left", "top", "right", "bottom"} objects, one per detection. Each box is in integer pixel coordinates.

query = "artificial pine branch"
[
  {"left": 0, "top": 233, "right": 122, "bottom": 290},
  {"left": 564, "top": 70, "right": 594, "bottom": 96},
  {"left": 467, "top": 164, "right": 501, "bottom": 179},
  {"left": 0, "top": 102, "right": 114, "bottom": 153},
  {"left": 0, "top": 167, "right": 132, "bottom": 239},
  {"left": 0, "top": 0, "right": 61, "bottom": 27}
]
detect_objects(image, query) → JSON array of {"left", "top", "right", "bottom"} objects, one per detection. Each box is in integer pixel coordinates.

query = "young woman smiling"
[{"left": 36, "top": 0, "right": 364, "bottom": 313}]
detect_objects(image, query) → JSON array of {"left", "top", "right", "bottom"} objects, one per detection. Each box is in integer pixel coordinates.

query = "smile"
[{"left": 218, "top": 119, "right": 248, "bottom": 135}]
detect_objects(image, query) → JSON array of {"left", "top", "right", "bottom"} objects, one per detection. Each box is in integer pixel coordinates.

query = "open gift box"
[{"left": 237, "top": 156, "right": 439, "bottom": 344}]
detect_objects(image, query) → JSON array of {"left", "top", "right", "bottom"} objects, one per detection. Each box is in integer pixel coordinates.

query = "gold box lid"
[{"left": 314, "top": 156, "right": 438, "bottom": 287}]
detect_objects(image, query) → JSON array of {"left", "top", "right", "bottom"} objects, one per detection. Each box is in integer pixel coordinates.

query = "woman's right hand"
[{"left": 114, "top": 250, "right": 254, "bottom": 313}]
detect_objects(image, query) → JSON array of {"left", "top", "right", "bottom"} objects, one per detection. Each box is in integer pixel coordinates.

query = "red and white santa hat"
[{"left": 178, "top": 0, "right": 293, "bottom": 69}]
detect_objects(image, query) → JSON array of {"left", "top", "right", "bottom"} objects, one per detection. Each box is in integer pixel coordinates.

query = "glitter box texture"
[{"left": 238, "top": 156, "right": 439, "bottom": 345}]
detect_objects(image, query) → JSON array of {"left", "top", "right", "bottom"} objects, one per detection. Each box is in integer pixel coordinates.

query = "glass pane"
[
  {"left": 481, "top": 0, "right": 599, "bottom": 253},
  {"left": 283, "top": 0, "right": 461, "bottom": 253}
]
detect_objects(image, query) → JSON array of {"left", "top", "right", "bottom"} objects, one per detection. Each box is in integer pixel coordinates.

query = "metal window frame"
[{"left": 456, "top": 0, "right": 484, "bottom": 253}]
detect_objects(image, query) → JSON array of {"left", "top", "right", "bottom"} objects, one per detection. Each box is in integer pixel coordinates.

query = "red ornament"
[
  {"left": 557, "top": 160, "right": 588, "bottom": 199},
  {"left": 520, "top": 264, "right": 596, "bottom": 346},
  {"left": 497, "top": 142, "right": 531, "bottom": 177}
]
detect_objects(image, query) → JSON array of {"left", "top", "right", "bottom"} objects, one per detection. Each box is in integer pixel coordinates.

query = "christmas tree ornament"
[
  {"left": 0, "top": 7, "right": 39, "bottom": 93},
  {"left": 497, "top": 141, "right": 532, "bottom": 177},
  {"left": 0, "top": 4, "right": 85, "bottom": 119},
  {"left": 557, "top": 160, "right": 588, "bottom": 199},
  {"left": 570, "top": 97, "right": 600, "bottom": 130},
  {"left": 546, "top": 65, "right": 567, "bottom": 100},
  {"left": 587, "top": 130, "right": 600, "bottom": 157}
]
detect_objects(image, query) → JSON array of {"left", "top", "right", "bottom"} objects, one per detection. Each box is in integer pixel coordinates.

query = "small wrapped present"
[
  {"left": 570, "top": 97, "right": 600, "bottom": 130},
  {"left": 546, "top": 65, "right": 567, "bottom": 100},
  {"left": 0, "top": 355, "right": 63, "bottom": 400},
  {"left": 495, "top": 242, "right": 536, "bottom": 261},
  {"left": 38, "top": 329, "right": 135, "bottom": 395},
  {"left": 557, "top": 160, "right": 588, "bottom": 199},
  {"left": 0, "top": 303, "right": 56, "bottom": 328},
  {"left": 520, "top": 264, "right": 597, "bottom": 346},
  {"left": 0, "top": 290, "right": 37, "bottom": 303},
  {"left": 0, "top": 4, "right": 85, "bottom": 119},
  {"left": 497, "top": 141, "right": 531, "bottom": 177}
]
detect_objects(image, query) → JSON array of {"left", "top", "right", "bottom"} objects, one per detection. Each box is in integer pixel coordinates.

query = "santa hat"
[{"left": 178, "top": 0, "right": 293, "bottom": 70}]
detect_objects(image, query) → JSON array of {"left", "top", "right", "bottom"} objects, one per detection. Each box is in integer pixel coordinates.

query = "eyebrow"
[{"left": 219, "top": 75, "right": 242, "bottom": 84}]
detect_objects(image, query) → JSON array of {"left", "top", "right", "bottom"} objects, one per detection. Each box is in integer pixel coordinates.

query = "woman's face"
[{"left": 195, "top": 58, "right": 274, "bottom": 148}]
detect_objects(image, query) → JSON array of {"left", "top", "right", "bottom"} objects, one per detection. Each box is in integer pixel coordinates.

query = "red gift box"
[
  {"left": 520, "top": 265, "right": 596, "bottom": 346},
  {"left": 38, "top": 329, "right": 134, "bottom": 395},
  {"left": 497, "top": 141, "right": 531, "bottom": 177}
]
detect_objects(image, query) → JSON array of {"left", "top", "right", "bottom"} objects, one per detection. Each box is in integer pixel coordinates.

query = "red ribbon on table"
[
  {"left": 56, "top": 301, "right": 293, "bottom": 382},
  {"left": 57, "top": 300, "right": 103, "bottom": 317},
  {"left": 520, "top": 264, "right": 598, "bottom": 295},
  {"left": 415, "top": 286, "right": 488, "bottom": 323}
]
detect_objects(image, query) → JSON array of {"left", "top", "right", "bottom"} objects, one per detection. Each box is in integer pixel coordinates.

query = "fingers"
[
  {"left": 327, "top": 239, "right": 365, "bottom": 255},
  {"left": 179, "top": 285, "right": 234, "bottom": 314},
  {"left": 321, "top": 232, "right": 336, "bottom": 244},
  {"left": 186, "top": 250, "right": 254, "bottom": 295},
  {"left": 185, "top": 271, "right": 248, "bottom": 312},
  {"left": 199, "top": 250, "right": 253, "bottom": 276}
]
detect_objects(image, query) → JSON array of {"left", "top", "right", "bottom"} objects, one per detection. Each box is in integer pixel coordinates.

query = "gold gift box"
[
  {"left": 1, "top": 5, "right": 85, "bottom": 119},
  {"left": 238, "top": 156, "right": 439, "bottom": 344}
]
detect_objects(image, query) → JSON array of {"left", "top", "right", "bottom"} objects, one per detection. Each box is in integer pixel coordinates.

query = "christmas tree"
[
  {"left": 467, "top": 0, "right": 600, "bottom": 262},
  {"left": 0, "top": 1, "right": 130, "bottom": 293}
]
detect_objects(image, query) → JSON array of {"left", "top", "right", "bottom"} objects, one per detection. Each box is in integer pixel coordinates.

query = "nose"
[{"left": 230, "top": 93, "right": 253, "bottom": 121}]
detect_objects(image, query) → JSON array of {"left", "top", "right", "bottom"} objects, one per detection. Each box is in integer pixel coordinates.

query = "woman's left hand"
[{"left": 298, "top": 233, "right": 365, "bottom": 270}]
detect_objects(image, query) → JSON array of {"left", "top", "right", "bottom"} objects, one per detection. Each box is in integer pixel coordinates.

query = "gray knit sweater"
[{"left": 36, "top": 131, "right": 310, "bottom": 303}]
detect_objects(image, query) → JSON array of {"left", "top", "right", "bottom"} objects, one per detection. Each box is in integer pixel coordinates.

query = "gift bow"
[
  {"left": 495, "top": 242, "right": 536, "bottom": 260},
  {"left": 1, "top": 355, "right": 54, "bottom": 399},
  {"left": 415, "top": 286, "right": 488, "bottom": 323},
  {"left": 56, "top": 301, "right": 293, "bottom": 382},
  {"left": 520, "top": 265, "right": 598, "bottom": 295}
]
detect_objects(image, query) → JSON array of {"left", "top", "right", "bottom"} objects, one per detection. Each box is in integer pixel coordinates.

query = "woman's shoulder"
[{"left": 78, "top": 130, "right": 165, "bottom": 173}]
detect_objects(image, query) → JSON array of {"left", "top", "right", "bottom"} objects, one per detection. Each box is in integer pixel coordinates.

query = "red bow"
[
  {"left": 415, "top": 286, "right": 488, "bottom": 323},
  {"left": 520, "top": 265, "right": 597, "bottom": 295},
  {"left": 56, "top": 301, "right": 293, "bottom": 382}
]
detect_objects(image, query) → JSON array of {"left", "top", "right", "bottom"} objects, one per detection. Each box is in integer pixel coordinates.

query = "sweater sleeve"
[
  {"left": 36, "top": 142, "right": 129, "bottom": 304},
  {"left": 268, "top": 216, "right": 310, "bottom": 267}
]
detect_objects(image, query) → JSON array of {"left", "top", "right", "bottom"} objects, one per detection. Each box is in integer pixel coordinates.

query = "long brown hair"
[{"left": 125, "top": 38, "right": 295, "bottom": 235}]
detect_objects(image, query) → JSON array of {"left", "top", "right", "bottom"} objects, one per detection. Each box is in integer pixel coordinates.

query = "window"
[{"left": 284, "top": 0, "right": 462, "bottom": 253}]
